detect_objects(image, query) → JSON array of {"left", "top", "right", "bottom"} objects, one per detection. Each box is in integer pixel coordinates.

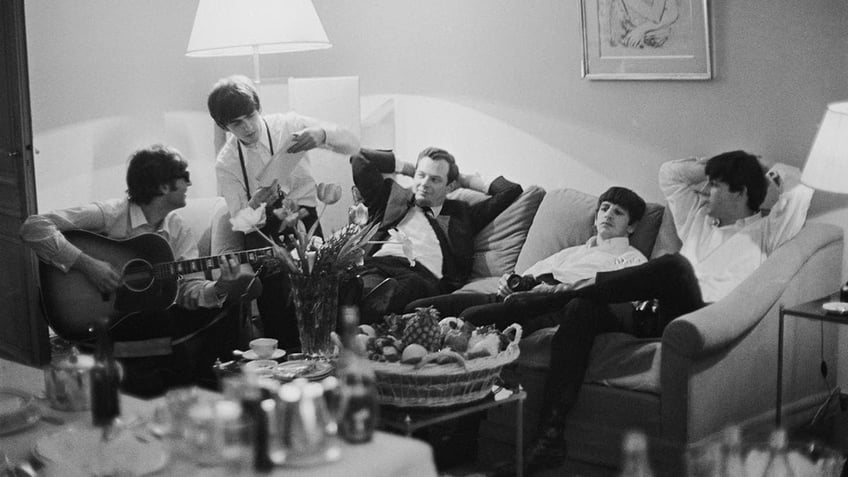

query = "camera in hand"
[{"left": 506, "top": 274, "right": 540, "bottom": 292}]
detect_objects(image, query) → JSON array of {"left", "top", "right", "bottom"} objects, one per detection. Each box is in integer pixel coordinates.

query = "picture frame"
[{"left": 580, "top": 0, "right": 712, "bottom": 80}]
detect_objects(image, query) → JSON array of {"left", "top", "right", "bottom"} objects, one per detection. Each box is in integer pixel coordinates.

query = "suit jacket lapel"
[
  {"left": 382, "top": 181, "right": 414, "bottom": 228},
  {"left": 435, "top": 214, "right": 452, "bottom": 249}
]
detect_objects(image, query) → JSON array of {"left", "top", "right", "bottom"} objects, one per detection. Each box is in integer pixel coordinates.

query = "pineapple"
[{"left": 402, "top": 306, "right": 441, "bottom": 352}]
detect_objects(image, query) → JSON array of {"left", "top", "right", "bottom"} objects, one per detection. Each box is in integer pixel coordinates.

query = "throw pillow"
[
  {"left": 470, "top": 186, "right": 546, "bottom": 278},
  {"left": 514, "top": 189, "right": 597, "bottom": 274}
]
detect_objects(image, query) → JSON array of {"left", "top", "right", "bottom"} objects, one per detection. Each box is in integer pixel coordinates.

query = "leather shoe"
[{"left": 360, "top": 277, "right": 398, "bottom": 320}]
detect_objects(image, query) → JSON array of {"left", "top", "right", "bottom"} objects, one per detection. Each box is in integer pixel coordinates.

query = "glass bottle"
[
  {"left": 337, "top": 305, "right": 378, "bottom": 443},
  {"left": 620, "top": 430, "right": 655, "bottom": 477},
  {"left": 238, "top": 370, "right": 276, "bottom": 473},
  {"left": 761, "top": 428, "right": 796, "bottom": 477},
  {"left": 90, "top": 317, "right": 121, "bottom": 427}
]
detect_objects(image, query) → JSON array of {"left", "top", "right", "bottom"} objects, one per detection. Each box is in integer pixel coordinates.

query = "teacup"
[{"left": 250, "top": 338, "right": 278, "bottom": 359}]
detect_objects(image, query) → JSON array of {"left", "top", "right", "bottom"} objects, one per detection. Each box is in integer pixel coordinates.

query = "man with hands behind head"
[
  {"left": 21, "top": 145, "right": 260, "bottom": 396},
  {"left": 351, "top": 147, "right": 522, "bottom": 322}
]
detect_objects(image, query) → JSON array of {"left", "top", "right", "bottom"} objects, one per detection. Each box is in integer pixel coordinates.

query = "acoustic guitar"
[{"left": 39, "top": 230, "right": 275, "bottom": 341}]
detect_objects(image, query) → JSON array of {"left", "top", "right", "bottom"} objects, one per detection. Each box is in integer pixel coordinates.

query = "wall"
[{"left": 24, "top": 0, "right": 848, "bottom": 366}]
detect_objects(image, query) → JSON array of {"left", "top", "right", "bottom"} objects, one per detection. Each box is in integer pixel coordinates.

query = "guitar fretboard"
[{"left": 153, "top": 247, "right": 275, "bottom": 278}]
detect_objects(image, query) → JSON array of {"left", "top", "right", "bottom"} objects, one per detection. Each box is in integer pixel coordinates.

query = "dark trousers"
[
  {"left": 360, "top": 255, "right": 442, "bottom": 318},
  {"left": 540, "top": 253, "right": 705, "bottom": 429},
  {"left": 406, "top": 292, "right": 560, "bottom": 335},
  {"left": 245, "top": 205, "right": 320, "bottom": 352},
  {"left": 110, "top": 304, "right": 241, "bottom": 398}
]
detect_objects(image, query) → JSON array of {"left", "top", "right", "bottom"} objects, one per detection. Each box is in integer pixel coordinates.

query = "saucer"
[
  {"left": 274, "top": 360, "right": 333, "bottom": 381},
  {"left": 0, "top": 388, "right": 41, "bottom": 435},
  {"left": 822, "top": 302, "right": 848, "bottom": 315},
  {"left": 242, "top": 359, "right": 279, "bottom": 378},
  {"left": 243, "top": 349, "right": 286, "bottom": 360}
]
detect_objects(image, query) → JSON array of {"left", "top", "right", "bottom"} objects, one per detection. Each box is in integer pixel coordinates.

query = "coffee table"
[{"left": 380, "top": 385, "right": 526, "bottom": 477}]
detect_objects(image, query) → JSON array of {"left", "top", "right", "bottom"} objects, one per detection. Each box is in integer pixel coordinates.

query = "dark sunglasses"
[{"left": 174, "top": 171, "right": 190, "bottom": 182}]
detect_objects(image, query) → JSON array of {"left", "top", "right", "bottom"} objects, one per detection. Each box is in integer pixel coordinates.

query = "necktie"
[{"left": 421, "top": 206, "right": 449, "bottom": 250}]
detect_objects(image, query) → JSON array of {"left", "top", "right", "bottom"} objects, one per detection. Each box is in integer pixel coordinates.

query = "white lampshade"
[
  {"left": 186, "top": 0, "right": 331, "bottom": 57},
  {"left": 801, "top": 101, "right": 848, "bottom": 194}
]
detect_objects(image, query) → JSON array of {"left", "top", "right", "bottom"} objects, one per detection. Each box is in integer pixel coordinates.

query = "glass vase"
[{"left": 289, "top": 272, "right": 340, "bottom": 358}]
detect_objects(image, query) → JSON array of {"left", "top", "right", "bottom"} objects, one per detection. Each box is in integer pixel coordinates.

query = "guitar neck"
[{"left": 156, "top": 247, "right": 274, "bottom": 277}]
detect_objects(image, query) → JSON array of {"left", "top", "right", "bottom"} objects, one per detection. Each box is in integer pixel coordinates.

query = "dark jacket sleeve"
[
  {"left": 350, "top": 149, "right": 398, "bottom": 216},
  {"left": 467, "top": 176, "right": 523, "bottom": 234}
]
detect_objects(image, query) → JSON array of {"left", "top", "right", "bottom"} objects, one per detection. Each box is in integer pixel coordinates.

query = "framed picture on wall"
[{"left": 580, "top": 0, "right": 712, "bottom": 80}]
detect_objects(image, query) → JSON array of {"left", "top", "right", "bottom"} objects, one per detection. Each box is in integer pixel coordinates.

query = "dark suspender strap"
[
  {"left": 238, "top": 143, "right": 251, "bottom": 201},
  {"left": 236, "top": 118, "right": 274, "bottom": 201}
]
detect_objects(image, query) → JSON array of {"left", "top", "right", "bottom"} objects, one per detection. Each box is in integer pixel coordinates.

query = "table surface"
[
  {"left": 781, "top": 293, "right": 848, "bottom": 323},
  {"left": 0, "top": 358, "right": 438, "bottom": 476}
]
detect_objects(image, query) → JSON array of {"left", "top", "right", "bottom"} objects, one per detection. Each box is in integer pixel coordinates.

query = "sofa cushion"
[
  {"left": 468, "top": 186, "right": 545, "bottom": 279},
  {"left": 514, "top": 188, "right": 665, "bottom": 274},
  {"left": 650, "top": 206, "right": 682, "bottom": 258},
  {"left": 514, "top": 189, "right": 596, "bottom": 274},
  {"left": 518, "top": 328, "right": 662, "bottom": 395}
]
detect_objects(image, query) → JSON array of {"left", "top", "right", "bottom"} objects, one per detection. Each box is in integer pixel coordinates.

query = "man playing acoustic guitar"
[{"left": 21, "top": 145, "right": 260, "bottom": 396}]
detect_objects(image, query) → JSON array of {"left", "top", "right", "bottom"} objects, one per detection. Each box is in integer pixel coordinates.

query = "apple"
[
  {"left": 401, "top": 343, "right": 428, "bottom": 364},
  {"left": 358, "top": 324, "right": 377, "bottom": 338},
  {"left": 354, "top": 334, "right": 371, "bottom": 354}
]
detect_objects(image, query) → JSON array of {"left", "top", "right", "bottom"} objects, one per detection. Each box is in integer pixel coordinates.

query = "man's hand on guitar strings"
[
  {"left": 213, "top": 255, "right": 257, "bottom": 302},
  {"left": 73, "top": 253, "right": 122, "bottom": 294}
]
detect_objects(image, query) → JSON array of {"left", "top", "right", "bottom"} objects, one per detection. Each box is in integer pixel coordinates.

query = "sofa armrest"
[
  {"left": 662, "top": 223, "right": 843, "bottom": 359},
  {"left": 659, "top": 223, "right": 842, "bottom": 442}
]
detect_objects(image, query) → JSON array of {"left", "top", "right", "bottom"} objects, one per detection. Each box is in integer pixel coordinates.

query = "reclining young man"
[
  {"left": 350, "top": 147, "right": 522, "bottom": 322},
  {"left": 20, "top": 145, "right": 260, "bottom": 396},
  {"left": 405, "top": 186, "right": 648, "bottom": 334},
  {"left": 511, "top": 151, "right": 813, "bottom": 474}
]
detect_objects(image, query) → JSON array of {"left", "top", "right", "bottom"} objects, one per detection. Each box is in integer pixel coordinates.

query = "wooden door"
[{"left": 0, "top": 0, "right": 49, "bottom": 365}]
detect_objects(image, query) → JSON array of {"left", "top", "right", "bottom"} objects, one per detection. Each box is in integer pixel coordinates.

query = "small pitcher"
[
  {"left": 43, "top": 347, "right": 94, "bottom": 411},
  {"left": 277, "top": 378, "right": 339, "bottom": 466}
]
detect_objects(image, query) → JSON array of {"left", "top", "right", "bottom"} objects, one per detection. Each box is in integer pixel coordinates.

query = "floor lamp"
[{"left": 185, "top": 0, "right": 332, "bottom": 84}]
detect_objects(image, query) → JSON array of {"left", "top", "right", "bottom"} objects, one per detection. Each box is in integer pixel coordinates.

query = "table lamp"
[
  {"left": 800, "top": 101, "right": 848, "bottom": 303},
  {"left": 185, "top": 0, "right": 332, "bottom": 83}
]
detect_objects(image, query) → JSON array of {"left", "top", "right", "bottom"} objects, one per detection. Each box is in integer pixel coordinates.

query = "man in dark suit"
[{"left": 351, "top": 147, "right": 522, "bottom": 320}]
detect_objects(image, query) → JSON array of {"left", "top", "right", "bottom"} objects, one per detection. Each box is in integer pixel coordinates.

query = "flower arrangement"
[
  {"left": 229, "top": 183, "right": 381, "bottom": 278},
  {"left": 229, "top": 182, "right": 414, "bottom": 357}
]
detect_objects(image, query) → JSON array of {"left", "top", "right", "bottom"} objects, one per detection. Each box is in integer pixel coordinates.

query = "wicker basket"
[{"left": 368, "top": 324, "right": 522, "bottom": 408}]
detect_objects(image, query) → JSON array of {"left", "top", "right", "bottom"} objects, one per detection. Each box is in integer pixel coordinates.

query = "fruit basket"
[{"left": 368, "top": 323, "right": 522, "bottom": 408}]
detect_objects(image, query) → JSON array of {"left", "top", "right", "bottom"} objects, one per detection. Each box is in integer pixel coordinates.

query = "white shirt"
[
  {"left": 523, "top": 236, "right": 647, "bottom": 289},
  {"left": 216, "top": 112, "right": 360, "bottom": 223},
  {"left": 660, "top": 158, "right": 813, "bottom": 303},
  {"left": 373, "top": 204, "right": 444, "bottom": 278}
]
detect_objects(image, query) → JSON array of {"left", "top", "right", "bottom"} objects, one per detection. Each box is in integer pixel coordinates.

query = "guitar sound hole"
[{"left": 123, "top": 259, "right": 155, "bottom": 292}]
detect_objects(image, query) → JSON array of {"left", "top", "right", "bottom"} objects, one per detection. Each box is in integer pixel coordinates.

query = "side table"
[
  {"left": 776, "top": 293, "right": 844, "bottom": 427},
  {"left": 380, "top": 386, "right": 526, "bottom": 477}
]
